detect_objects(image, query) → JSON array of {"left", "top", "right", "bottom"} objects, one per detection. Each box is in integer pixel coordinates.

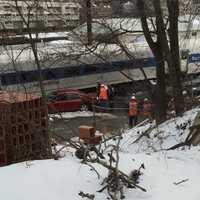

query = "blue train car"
[{"left": 0, "top": 53, "right": 198, "bottom": 94}]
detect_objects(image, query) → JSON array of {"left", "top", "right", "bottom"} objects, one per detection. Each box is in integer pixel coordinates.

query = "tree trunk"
[
  {"left": 154, "top": 47, "right": 167, "bottom": 124},
  {"left": 86, "top": 0, "right": 92, "bottom": 45},
  {"left": 137, "top": 0, "right": 167, "bottom": 124},
  {"left": 167, "top": 0, "right": 184, "bottom": 115},
  {"left": 30, "top": 41, "right": 46, "bottom": 100},
  {"left": 153, "top": 0, "right": 184, "bottom": 116}
]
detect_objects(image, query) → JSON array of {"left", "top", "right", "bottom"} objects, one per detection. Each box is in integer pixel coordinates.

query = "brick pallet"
[
  {"left": 79, "top": 125, "right": 102, "bottom": 145},
  {"left": 0, "top": 91, "right": 51, "bottom": 166}
]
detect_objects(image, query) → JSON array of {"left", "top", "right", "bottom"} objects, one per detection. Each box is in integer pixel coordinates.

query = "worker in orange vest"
[
  {"left": 128, "top": 95, "right": 138, "bottom": 128},
  {"left": 143, "top": 98, "right": 152, "bottom": 120},
  {"left": 98, "top": 84, "right": 109, "bottom": 109}
]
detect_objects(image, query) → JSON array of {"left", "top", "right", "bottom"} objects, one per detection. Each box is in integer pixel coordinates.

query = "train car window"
[
  {"left": 21, "top": 73, "right": 27, "bottom": 82},
  {"left": 46, "top": 70, "right": 55, "bottom": 79},
  {"left": 2, "top": 73, "right": 17, "bottom": 85},
  {"left": 181, "top": 49, "right": 189, "bottom": 59},
  {"left": 192, "top": 32, "right": 197, "bottom": 36}
]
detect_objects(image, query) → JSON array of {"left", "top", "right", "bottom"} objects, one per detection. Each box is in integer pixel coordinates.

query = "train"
[
  {"left": 0, "top": 35, "right": 199, "bottom": 94},
  {"left": 0, "top": 52, "right": 200, "bottom": 94}
]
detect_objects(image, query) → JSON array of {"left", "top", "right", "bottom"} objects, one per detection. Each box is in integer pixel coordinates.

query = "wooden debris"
[
  {"left": 131, "top": 125, "right": 155, "bottom": 144},
  {"left": 78, "top": 191, "right": 95, "bottom": 200},
  {"left": 173, "top": 179, "right": 189, "bottom": 185}
]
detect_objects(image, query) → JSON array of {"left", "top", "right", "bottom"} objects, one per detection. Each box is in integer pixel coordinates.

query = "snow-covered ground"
[
  {"left": 1, "top": 108, "right": 200, "bottom": 200},
  {"left": 49, "top": 111, "right": 117, "bottom": 120},
  {"left": 121, "top": 108, "right": 199, "bottom": 153}
]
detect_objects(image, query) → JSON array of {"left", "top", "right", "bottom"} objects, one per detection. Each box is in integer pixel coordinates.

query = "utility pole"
[{"left": 86, "top": 0, "right": 92, "bottom": 45}]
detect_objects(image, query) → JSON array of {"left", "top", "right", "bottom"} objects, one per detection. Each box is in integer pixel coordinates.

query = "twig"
[
  {"left": 131, "top": 125, "right": 155, "bottom": 144},
  {"left": 173, "top": 179, "right": 189, "bottom": 185},
  {"left": 97, "top": 184, "right": 108, "bottom": 192},
  {"left": 78, "top": 191, "right": 95, "bottom": 200},
  {"left": 84, "top": 162, "right": 100, "bottom": 180}
]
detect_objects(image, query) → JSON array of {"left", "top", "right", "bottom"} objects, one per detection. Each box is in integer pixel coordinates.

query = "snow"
[
  {"left": 121, "top": 108, "right": 199, "bottom": 153},
  {"left": 1, "top": 149, "right": 200, "bottom": 200},
  {"left": 50, "top": 111, "right": 117, "bottom": 119},
  {"left": 1, "top": 108, "right": 200, "bottom": 200},
  {"left": 25, "top": 32, "right": 69, "bottom": 39},
  {"left": 0, "top": 158, "right": 106, "bottom": 200}
]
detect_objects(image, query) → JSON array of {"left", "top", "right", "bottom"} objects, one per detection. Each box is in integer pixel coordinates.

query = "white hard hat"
[
  {"left": 144, "top": 98, "right": 148, "bottom": 101},
  {"left": 131, "top": 96, "right": 136, "bottom": 99},
  {"left": 182, "top": 90, "right": 187, "bottom": 95}
]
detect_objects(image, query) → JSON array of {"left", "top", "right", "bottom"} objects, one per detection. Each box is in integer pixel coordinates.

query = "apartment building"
[
  {"left": 79, "top": 0, "right": 113, "bottom": 23},
  {"left": 0, "top": 0, "right": 80, "bottom": 32},
  {"left": 192, "top": 0, "right": 200, "bottom": 14}
]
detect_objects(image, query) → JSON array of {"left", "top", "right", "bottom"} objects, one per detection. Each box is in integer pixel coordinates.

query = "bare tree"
[
  {"left": 167, "top": 0, "right": 184, "bottom": 115},
  {"left": 14, "top": 0, "right": 46, "bottom": 99},
  {"left": 86, "top": 0, "right": 92, "bottom": 45},
  {"left": 136, "top": 0, "right": 167, "bottom": 124},
  {"left": 137, "top": 0, "right": 184, "bottom": 121}
]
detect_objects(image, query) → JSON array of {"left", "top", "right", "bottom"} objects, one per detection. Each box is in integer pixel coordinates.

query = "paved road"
[
  {"left": 49, "top": 110, "right": 129, "bottom": 140},
  {"left": 49, "top": 95, "right": 131, "bottom": 140}
]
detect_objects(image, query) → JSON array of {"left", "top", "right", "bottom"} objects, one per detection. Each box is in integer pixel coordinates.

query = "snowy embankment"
[{"left": 1, "top": 108, "right": 200, "bottom": 200}]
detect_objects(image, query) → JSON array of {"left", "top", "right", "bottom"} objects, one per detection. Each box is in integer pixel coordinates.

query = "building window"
[
  {"left": 193, "top": 0, "right": 200, "bottom": 4},
  {"left": 192, "top": 31, "right": 197, "bottom": 36}
]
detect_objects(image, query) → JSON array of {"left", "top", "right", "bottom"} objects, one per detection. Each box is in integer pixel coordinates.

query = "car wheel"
[{"left": 80, "top": 104, "right": 89, "bottom": 111}]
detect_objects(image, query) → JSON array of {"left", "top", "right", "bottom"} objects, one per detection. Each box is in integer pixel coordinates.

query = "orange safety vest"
[
  {"left": 99, "top": 86, "right": 108, "bottom": 100},
  {"left": 129, "top": 100, "right": 138, "bottom": 116},
  {"left": 143, "top": 102, "right": 152, "bottom": 117}
]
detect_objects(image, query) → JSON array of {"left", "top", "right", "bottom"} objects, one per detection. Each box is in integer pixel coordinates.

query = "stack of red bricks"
[
  {"left": 0, "top": 91, "right": 51, "bottom": 166},
  {"left": 79, "top": 125, "right": 102, "bottom": 145},
  {"left": 0, "top": 109, "right": 7, "bottom": 166}
]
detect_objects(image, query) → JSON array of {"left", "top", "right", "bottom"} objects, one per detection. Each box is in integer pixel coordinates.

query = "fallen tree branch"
[
  {"left": 97, "top": 160, "right": 147, "bottom": 192},
  {"left": 131, "top": 125, "right": 155, "bottom": 144},
  {"left": 84, "top": 162, "right": 100, "bottom": 180},
  {"left": 97, "top": 184, "right": 108, "bottom": 192}
]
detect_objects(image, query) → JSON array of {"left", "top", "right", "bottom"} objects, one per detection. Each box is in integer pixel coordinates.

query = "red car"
[{"left": 47, "top": 89, "right": 96, "bottom": 113}]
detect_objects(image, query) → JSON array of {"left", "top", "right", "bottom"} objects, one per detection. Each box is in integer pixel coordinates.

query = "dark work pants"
[{"left": 129, "top": 115, "right": 138, "bottom": 128}]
